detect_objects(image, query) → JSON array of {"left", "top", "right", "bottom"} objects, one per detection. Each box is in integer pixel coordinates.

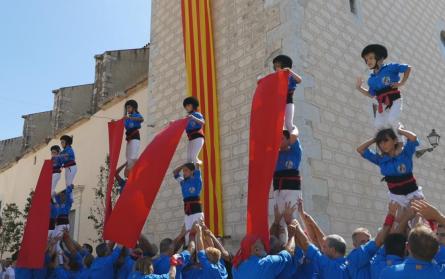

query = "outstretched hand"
[
  {"left": 411, "top": 200, "right": 443, "bottom": 222},
  {"left": 283, "top": 201, "right": 297, "bottom": 225}
]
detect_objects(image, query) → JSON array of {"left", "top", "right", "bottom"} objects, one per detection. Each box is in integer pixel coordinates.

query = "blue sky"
[{"left": 0, "top": 0, "right": 151, "bottom": 140}]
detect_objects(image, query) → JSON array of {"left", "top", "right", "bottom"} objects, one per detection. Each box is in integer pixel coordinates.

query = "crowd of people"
[{"left": 3, "top": 44, "right": 445, "bottom": 279}]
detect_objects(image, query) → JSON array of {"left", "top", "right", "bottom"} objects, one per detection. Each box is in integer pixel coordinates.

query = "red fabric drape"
[
  {"left": 16, "top": 160, "right": 53, "bottom": 268},
  {"left": 246, "top": 71, "right": 289, "bottom": 250},
  {"left": 104, "top": 119, "right": 124, "bottom": 227},
  {"left": 103, "top": 119, "right": 188, "bottom": 247}
]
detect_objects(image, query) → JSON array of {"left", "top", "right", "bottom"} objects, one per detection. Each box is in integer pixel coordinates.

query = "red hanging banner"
[
  {"left": 103, "top": 119, "right": 188, "bottom": 247},
  {"left": 16, "top": 160, "right": 53, "bottom": 268},
  {"left": 246, "top": 71, "right": 289, "bottom": 249},
  {"left": 104, "top": 119, "right": 125, "bottom": 227}
]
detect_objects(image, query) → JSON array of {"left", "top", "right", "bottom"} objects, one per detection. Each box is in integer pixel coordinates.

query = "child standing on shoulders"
[
  {"left": 60, "top": 135, "right": 77, "bottom": 190},
  {"left": 124, "top": 100, "right": 144, "bottom": 169},
  {"left": 356, "top": 44, "right": 412, "bottom": 131},
  {"left": 183, "top": 97, "right": 205, "bottom": 164},
  {"left": 356, "top": 126, "right": 423, "bottom": 208},
  {"left": 50, "top": 145, "right": 63, "bottom": 199},
  {"left": 272, "top": 55, "right": 302, "bottom": 133},
  {"left": 173, "top": 162, "right": 204, "bottom": 242}
]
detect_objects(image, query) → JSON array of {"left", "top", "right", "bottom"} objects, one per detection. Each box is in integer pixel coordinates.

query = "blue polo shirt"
[
  {"left": 277, "top": 246, "right": 304, "bottom": 279},
  {"left": 347, "top": 240, "right": 379, "bottom": 279},
  {"left": 435, "top": 245, "right": 445, "bottom": 265},
  {"left": 182, "top": 265, "right": 203, "bottom": 279},
  {"left": 128, "top": 271, "right": 169, "bottom": 279},
  {"left": 379, "top": 257, "right": 445, "bottom": 278},
  {"left": 88, "top": 247, "right": 122, "bottom": 279},
  {"left": 367, "top": 63, "right": 409, "bottom": 96},
  {"left": 186, "top": 112, "right": 204, "bottom": 133},
  {"left": 288, "top": 76, "right": 298, "bottom": 92},
  {"left": 296, "top": 256, "right": 319, "bottom": 279},
  {"left": 153, "top": 251, "right": 191, "bottom": 279},
  {"left": 305, "top": 244, "right": 349, "bottom": 279},
  {"left": 56, "top": 185, "right": 74, "bottom": 215},
  {"left": 52, "top": 156, "right": 63, "bottom": 173},
  {"left": 15, "top": 267, "right": 48, "bottom": 279},
  {"left": 197, "top": 250, "right": 228, "bottom": 278},
  {"left": 362, "top": 139, "right": 419, "bottom": 177},
  {"left": 276, "top": 139, "right": 302, "bottom": 172},
  {"left": 232, "top": 250, "right": 292, "bottom": 279},
  {"left": 60, "top": 146, "right": 76, "bottom": 164},
  {"left": 174, "top": 170, "right": 203, "bottom": 199},
  {"left": 370, "top": 247, "right": 404, "bottom": 279},
  {"left": 125, "top": 112, "right": 143, "bottom": 130}
]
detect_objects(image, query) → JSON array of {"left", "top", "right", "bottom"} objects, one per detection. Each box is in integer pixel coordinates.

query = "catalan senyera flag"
[{"left": 181, "top": 0, "right": 223, "bottom": 236}]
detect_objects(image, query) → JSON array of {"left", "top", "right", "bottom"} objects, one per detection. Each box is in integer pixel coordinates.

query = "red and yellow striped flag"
[{"left": 181, "top": 0, "right": 223, "bottom": 236}]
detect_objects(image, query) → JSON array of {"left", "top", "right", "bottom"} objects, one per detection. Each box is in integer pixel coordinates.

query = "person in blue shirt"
[
  {"left": 274, "top": 128, "right": 302, "bottom": 243},
  {"left": 357, "top": 127, "right": 424, "bottom": 208},
  {"left": 115, "top": 248, "right": 143, "bottom": 279},
  {"left": 172, "top": 162, "right": 204, "bottom": 243},
  {"left": 194, "top": 223, "right": 228, "bottom": 279},
  {"left": 128, "top": 256, "right": 179, "bottom": 279},
  {"left": 51, "top": 145, "right": 63, "bottom": 199},
  {"left": 294, "top": 219, "right": 349, "bottom": 279},
  {"left": 435, "top": 225, "right": 445, "bottom": 265},
  {"left": 88, "top": 242, "right": 122, "bottom": 279},
  {"left": 124, "top": 99, "right": 144, "bottom": 170},
  {"left": 183, "top": 96, "right": 205, "bottom": 164},
  {"left": 232, "top": 221, "right": 296, "bottom": 279},
  {"left": 371, "top": 233, "right": 406, "bottom": 279},
  {"left": 380, "top": 225, "right": 444, "bottom": 278},
  {"left": 356, "top": 44, "right": 412, "bottom": 131},
  {"left": 153, "top": 232, "right": 194, "bottom": 279},
  {"left": 272, "top": 55, "right": 303, "bottom": 133},
  {"left": 60, "top": 135, "right": 77, "bottom": 197}
]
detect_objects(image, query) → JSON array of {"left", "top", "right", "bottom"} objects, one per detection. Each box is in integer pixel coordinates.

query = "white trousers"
[
  {"left": 285, "top": 103, "right": 296, "bottom": 132},
  {"left": 52, "top": 173, "right": 61, "bottom": 197},
  {"left": 52, "top": 224, "right": 70, "bottom": 264},
  {"left": 374, "top": 99, "right": 402, "bottom": 131},
  {"left": 126, "top": 139, "right": 140, "bottom": 164},
  {"left": 184, "top": 212, "right": 204, "bottom": 244},
  {"left": 388, "top": 187, "right": 424, "bottom": 208},
  {"left": 187, "top": 138, "right": 204, "bottom": 163},
  {"left": 65, "top": 165, "right": 77, "bottom": 187},
  {"left": 273, "top": 190, "right": 301, "bottom": 244}
]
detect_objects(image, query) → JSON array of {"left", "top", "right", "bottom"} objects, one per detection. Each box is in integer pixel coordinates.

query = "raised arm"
[
  {"left": 205, "top": 227, "right": 231, "bottom": 262},
  {"left": 270, "top": 204, "right": 283, "bottom": 238},
  {"left": 173, "top": 225, "right": 186, "bottom": 253},
  {"left": 298, "top": 199, "right": 325, "bottom": 248},
  {"left": 172, "top": 165, "right": 183, "bottom": 178},
  {"left": 285, "top": 68, "right": 302, "bottom": 84},
  {"left": 356, "top": 137, "right": 376, "bottom": 155},
  {"left": 285, "top": 220, "right": 297, "bottom": 255},
  {"left": 392, "top": 206, "right": 416, "bottom": 234},
  {"left": 355, "top": 77, "right": 373, "bottom": 98},
  {"left": 139, "top": 234, "right": 158, "bottom": 257},
  {"left": 62, "top": 229, "right": 79, "bottom": 255},
  {"left": 393, "top": 66, "right": 412, "bottom": 88},
  {"left": 397, "top": 127, "right": 417, "bottom": 142},
  {"left": 375, "top": 202, "right": 399, "bottom": 247},
  {"left": 411, "top": 200, "right": 445, "bottom": 227},
  {"left": 188, "top": 114, "right": 205, "bottom": 125}
]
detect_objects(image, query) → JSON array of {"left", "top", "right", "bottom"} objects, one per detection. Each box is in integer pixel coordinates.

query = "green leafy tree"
[
  {"left": 0, "top": 203, "right": 24, "bottom": 258},
  {"left": 23, "top": 189, "right": 35, "bottom": 219},
  {"left": 87, "top": 155, "right": 120, "bottom": 243}
]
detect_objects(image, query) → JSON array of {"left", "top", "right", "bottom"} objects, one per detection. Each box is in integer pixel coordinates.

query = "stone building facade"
[{"left": 146, "top": 0, "right": 445, "bottom": 250}]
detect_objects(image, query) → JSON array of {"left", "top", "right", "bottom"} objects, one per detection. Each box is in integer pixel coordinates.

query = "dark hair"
[
  {"left": 409, "top": 225, "right": 439, "bottom": 261},
  {"left": 326, "top": 235, "right": 346, "bottom": 256},
  {"left": 384, "top": 233, "right": 407, "bottom": 258},
  {"left": 125, "top": 99, "right": 139, "bottom": 112},
  {"left": 60, "top": 135, "right": 73, "bottom": 145},
  {"left": 282, "top": 130, "right": 290, "bottom": 140},
  {"left": 361, "top": 44, "right": 388, "bottom": 61},
  {"left": 183, "top": 97, "right": 199, "bottom": 110},
  {"left": 273, "top": 55, "right": 293, "bottom": 69},
  {"left": 50, "top": 145, "right": 61, "bottom": 153},
  {"left": 96, "top": 243, "right": 109, "bottom": 257},
  {"left": 159, "top": 238, "right": 173, "bottom": 254},
  {"left": 183, "top": 163, "right": 196, "bottom": 172},
  {"left": 82, "top": 243, "right": 93, "bottom": 254},
  {"left": 375, "top": 128, "right": 398, "bottom": 153},
  {"left": 83, "top": 254, "right": 94, "bottom": 268}
]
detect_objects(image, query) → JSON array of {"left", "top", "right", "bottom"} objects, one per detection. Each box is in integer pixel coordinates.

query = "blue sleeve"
[
  {"left": 401, "top": 139, "right": 419, "bottom": 157},
  {"left": 393, "top": 63, "right": 409, "bottom": 74},
  {"left": 348, "top": 240, "right": 378, "bottom": 269},
  {"left": 179, "top": 250, "right": 192, "bottom": 270},
  {"left": 55, "top": 267, "right": 69, "bottom": 279},
  {"left": 197, "top": 250, "right": 212, "bottom": 269},
  {"left": 133, "top": 112, "right": 143, "bottom": 119},
  {"left": 192, "top": 112, "right": 204, "bottom": 120},
  {"left": 106, "top": 247, "right": 122, "bottom": 265},
  {"left": 294, "top": 246, "right": 304, "bottom": 265},
  {"left": 262, "top": 250, "right": 292, "bottom": 276},
  {"left": 148, "top": 274, "right": 170, "bottom": 279},
  {"left": 362, "top": 149, "right": 381, "bottom": 166},
  {"left": 193, "top": 170, "right": 202, "bottom": 181},
  {"left": 305, "top": 244, "right": 331, "bottom": 271}
]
